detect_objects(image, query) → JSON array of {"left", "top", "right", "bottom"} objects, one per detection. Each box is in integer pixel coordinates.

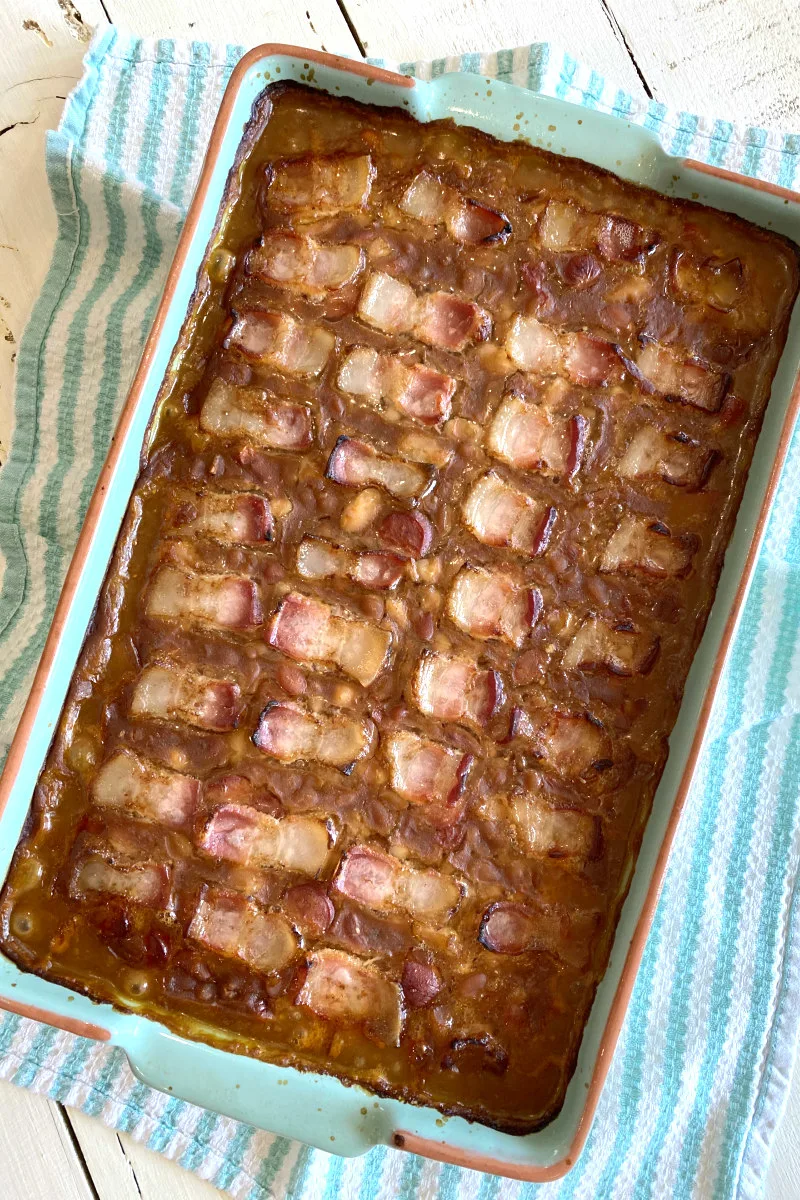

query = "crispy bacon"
[
  {"left": 334, "top": 845, "right": 461, "bottom": 922},
  {"left": 619, "top": 426, "right": 717, "bottom": 490},
  {"left": 563, "top": 618, "right": 659, "bottom": 676},
  {"left": 70, "top": 854, "right": 171, "bottom": 908},
  {"left": 447, "top": 566, "right": 541, "bottom": 647},
  {"left": 247, "top": 231, "right": 364, "bottom": 295},
  {"left": 512, "top": 711, "right": 611, "bottom": 779},
  {"left": 538, "top": 199, "right": 657, "bottom": 262},
  {"left": 297, "top": 948, "right": 404, "bottom": 1045},
  {"left": 377, "top": 511, "right": 434, "bottom": 558},
  {"left": 325, "top": 436, "right": 433, "bottom": 499},
  {"left": 268, "top": 591, "right": 392, "bottom": 687},
  {"left": 253, "top": 699, "right": 376, "bottom": 770},
  {"left": 92, "top": 750, "right": 200, "bottom": 829},
  {"left": 146, "top": 566, "right": 263, "bottom": 631},
  {"left": 462, "top": 472, "right": 556, "bottom": 557},
  {"left": 296, "top": 536, "right": 404, "bottom": 591},
  {"left": 619, "top": 338, "right": 729, "bottom": 413},
  {"left": 267, "top": 153, "right": 374, "bottom": 215},
  {"left": 189, "top": 887, "right": 298, "bottom": 972},
  {"left": 513, "top": 795, "right": 598, "bottom": 859},
  {"left": 130, "top": 664, "right": 241, "bottom": 731},
  {"left": 487, "top": 394, "right": 587, "bottom": 479},
  {"left": 224, "top": 312, "right": 333, "bottom": 378},
  {"left": 506, "top": 315, "right": 617, "bottom": 386},
  {"left": 199, "top": 803, "right": 330, "bottom": 874},
  {"left": 384, "top": 730, "right": 472, "bottom": 804},
  {"left": 413, "top": 652, "right": 503, "bottom": 727},
  {"left": 337, "top": 346, "right": 456, "bottom": 424},
  {"left": 357, "top": 271, "right": 491, "bottom": 352},
  {"left": 600, "top": 516, "right": 697, "bottom": 578},
  {"left": 400, "top": 170, "right": 512, "bottom": 245},
  {"left": 166, "top": 491, "right": 273, "bottom": 544},
  {"left": 201, "top": 377, "right": 314, "bottom": 447}
]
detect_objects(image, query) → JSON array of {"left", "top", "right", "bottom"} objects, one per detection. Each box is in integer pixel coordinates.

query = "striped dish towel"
[{"left": 1, "top": 27, "right": 800, "bottom": 1200}]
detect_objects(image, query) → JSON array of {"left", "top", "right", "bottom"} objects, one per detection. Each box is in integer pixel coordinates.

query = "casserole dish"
[{"left": 0, "top": 42, "right": 796, "bottom": 1176}]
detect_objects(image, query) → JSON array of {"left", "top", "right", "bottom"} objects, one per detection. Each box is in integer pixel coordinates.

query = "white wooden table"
[{"left": 1, "top": 1, "right": 799, "bottom": 1196}]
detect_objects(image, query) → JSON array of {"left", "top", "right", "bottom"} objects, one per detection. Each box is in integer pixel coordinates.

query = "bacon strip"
[
  {"left": 619, "top": 426, "right": 717, "bottom": 490},
  {"left": 413, "top": 653, "right": 503, "bottom": 727},
  {"left": 487, "top": 394, "right": 587, "bottom": 480},
  {"left": 201, "top": 377, "right": 314, "bottom": 447},
  {"left": 512, "top": 711, "right": 611, "bottom": 779},
  {"left": 225, "top": 311, "right": 333, "bottom": 378},
  {"left": 384, "top": 730, "right": 472, "bottom": 805},
  {"left": 189, "top": 887, "right": 298, "bottom": 972},
  {"left": 69, "top": 850, "right": 171, "bottom": 908},
  {"left": 268, "top": 592, "right": 392, "bottom": 687},
  {"left": 297, "top": 536, "right": 405, "bottom": 591},
  {"left": 253, "top": 700, "right": 376, "bottom": 770},
  {"left": 478, "top": 900, "right": 598, "bottom": 966},
  {"left": 513, "top": 795, "right": 598, "bottom": 859},
  {"left": 447, "top": 566, "right": 541, "bottom": 647},
  {"left": 146, "top": 566, "right": 263, "bottom": 630},
  {"left": 506, "top": 315, "right": 617, "bottom": 386},
  {"left": 130, "top": 664, "right": 242, "bottom": 731},
  {"left": 462, "top": 472, "right": 556, "bottom": 557},
  {"left": 297, "top": 948, "right": 404, "bottom": 1045},
  {"left": 267, "top": 153, "right": 374, "bottom": 215},
  {"left": 247, "top": 231, "right": 364, "bottom": 296},
  {"left": 538, "top": 199, "right": 657, "bottom": 262},
  {"left": 325, "top": 436, "right": 433, "bottom": 499},
  {"left": 357, "top": 271, "right": 491, "bottom": 352},
  {"left": 92, "top": 750, "right": 200, "bottom": 829},
  {"left": 400, "top": 170, "right": 512, "bottom": 245},
  {"left": 199, "top": 803, "right": 330, "bottom": 874},
  {"left": 600, "top": 516, "right": 696, "bottom": 578},
  {"left": 166, "top": 491, "right": 273, "bottom": 544},
  {"left": 334, "top": 845, "right": 461, "bottom": 922},
  {"left": 563, "top": 617, "right": 659, "bottom": 676},
  {"left": 337, "top": 346, "right": 456, "bottom": 425},
  {"left": 619, "top": 339, "right": 729, "bottom": 413}
]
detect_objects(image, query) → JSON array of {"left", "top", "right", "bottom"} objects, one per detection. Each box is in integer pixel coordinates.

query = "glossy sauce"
[{"left": 1, "top": 84, "right": 797, "bottom": 1134}]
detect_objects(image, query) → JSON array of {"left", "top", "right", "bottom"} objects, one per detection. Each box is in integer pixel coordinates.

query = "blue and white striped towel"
[{"left": 1, "top": 28, "right": 800, "bottom": 1200}]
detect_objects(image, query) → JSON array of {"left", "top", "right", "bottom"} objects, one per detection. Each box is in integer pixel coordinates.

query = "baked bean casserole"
[{"left": 2, "top": 83, "right": 798, "bottom": 1134}]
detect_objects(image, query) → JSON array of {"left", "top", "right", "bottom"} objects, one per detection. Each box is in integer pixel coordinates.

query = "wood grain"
[
  {"left": 611, "top": 0, "right": 800, "bottom": 126},
  {"left": 68, "top": 1108, "right": 224, "bottom": 1199},
  {"left": 0, "top": 1079, "right": 95, "bottom": 1200},
  {"left": 0, "top": 0, "right": 109, "bottom": 460},
  {"left": 340, "top": 0, "right": 647, "bottom": 93},
  {"left": 99, "top": 0, "right": 358, "bottom": 53}
]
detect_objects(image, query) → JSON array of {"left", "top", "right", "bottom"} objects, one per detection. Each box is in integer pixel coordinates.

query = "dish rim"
[{"left": 0, "top": 43, "right": 799, "bottom": 1182}]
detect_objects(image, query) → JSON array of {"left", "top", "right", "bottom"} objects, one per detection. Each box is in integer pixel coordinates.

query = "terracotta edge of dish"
[
  {"left": 0, "top": 995, "right": 110, "bottom": 1041},
  {"left": 0, "top": 44, "right": 797, "bottom": 1180},
  {"left": 683, "top": 159, "right": 800, "bottom": 204}
]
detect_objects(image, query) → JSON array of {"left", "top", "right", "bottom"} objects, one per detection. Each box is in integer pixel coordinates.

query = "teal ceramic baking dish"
[{"left": 1, "top": 45, "right": 799, "bottom": 1182}]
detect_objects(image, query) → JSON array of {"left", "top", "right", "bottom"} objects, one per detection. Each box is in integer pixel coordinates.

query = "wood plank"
[
  {"left": 68, "top": 1107, "right": 224, "bottom": 1199},
  {"left": 0, "top": 1078, "right": 95, "bottom": 1200},
  {"left": 336, "top": 0, "right": 647, "bottom": 94},
  {"left": 607, "top": 0, "right": 800, "bottom": 126},
  {"left": 0, "top": 0, "right": 110, "bottom": 459},
  {"left": 100, "top": 0, "right": 359, "bottom": 54}
]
